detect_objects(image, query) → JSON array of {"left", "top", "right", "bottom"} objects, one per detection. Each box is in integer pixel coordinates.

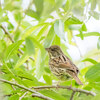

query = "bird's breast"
[{"left": 49, "top": 65, "right": 72, "bottom": 80}]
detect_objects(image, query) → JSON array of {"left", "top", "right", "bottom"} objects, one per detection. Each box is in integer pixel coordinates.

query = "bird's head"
[{"left": 45, "top": 45, "right": 63, "bottom": 58}]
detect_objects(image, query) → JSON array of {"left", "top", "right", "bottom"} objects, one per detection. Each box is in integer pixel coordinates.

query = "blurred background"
[{"left": 0, "top": 0, "right": 100, "bottom": 100}]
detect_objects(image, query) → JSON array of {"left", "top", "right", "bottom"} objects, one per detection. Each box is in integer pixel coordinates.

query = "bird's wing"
[
  {"left": 49, "top": 55, "right": 83, "bottom": 85},
  {"left": 50, "top": 55, "right": 78, "bottom": 72}
]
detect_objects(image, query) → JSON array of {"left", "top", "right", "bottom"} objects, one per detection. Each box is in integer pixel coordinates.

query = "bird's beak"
[{"left": 45, "top": 48, "right": 49, "bottom": 51}]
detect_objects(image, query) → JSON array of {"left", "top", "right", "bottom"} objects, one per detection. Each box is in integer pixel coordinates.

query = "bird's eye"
[
  {"left": 76, "top": 69, "right": 79, "bottom": 73},
  {"left": 51, "top": 49, "right": 54, "bottom": 51}
]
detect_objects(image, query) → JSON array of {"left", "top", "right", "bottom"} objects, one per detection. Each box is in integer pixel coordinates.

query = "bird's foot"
[
  {"left": 56, "top": 84, "right": 60, "bottom": 90},
  {"left": 69, "top": 84, "right": 72, "bottom": 88}
]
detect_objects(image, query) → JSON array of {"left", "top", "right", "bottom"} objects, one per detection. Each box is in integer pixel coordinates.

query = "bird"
[{"left": 45, "top": 45, "right": 83, "bottom": 85}]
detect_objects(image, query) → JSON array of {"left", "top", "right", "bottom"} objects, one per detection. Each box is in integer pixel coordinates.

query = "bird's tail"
[{"left": 73, "top": 75, "right": 83, "bottom": 85}]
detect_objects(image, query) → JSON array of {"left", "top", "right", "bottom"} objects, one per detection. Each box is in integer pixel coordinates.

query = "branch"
[
  {"left": 19, "top": 91, "right": 28, "bottom": 100},
  {"left": 0, "top": 25, "right": 14, "bottom": 43},
  {"left": 0, "top": 79, "right": 53, "bottom": 100},
  {"left": 32, "top": 93, "right": 53, "bottom": 100},
  {"left": 32, "top": 85, "right": 96, "bottom": 96},
  {"left": 0, "top": 25, "right": 34, "bottom": 61},
  {"left": 70, "top": 91, "right": 75, "bottom": 100}
]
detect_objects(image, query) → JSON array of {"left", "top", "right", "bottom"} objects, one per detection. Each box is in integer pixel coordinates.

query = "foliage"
[{"left": 0, "top": 0, "right": 100, "bottom": 100}]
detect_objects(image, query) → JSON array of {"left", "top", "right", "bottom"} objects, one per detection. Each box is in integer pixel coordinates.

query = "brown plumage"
[{"left": 45, "top": 45, "right": 83, "bottom": 85}]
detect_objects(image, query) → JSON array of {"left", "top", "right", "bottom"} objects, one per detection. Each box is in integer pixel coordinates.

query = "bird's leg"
[
  {"left": 56, "top": 81, "right": 61, "bottom": 90},
  {"left": 69, "top": 79, "right": 72, "bottom": 88},
  {"left": 53, "top": 80, "right": 61, "bottom": 90},
  {"left": 57, "top": 80, "right": 61, "bottom": 86}
]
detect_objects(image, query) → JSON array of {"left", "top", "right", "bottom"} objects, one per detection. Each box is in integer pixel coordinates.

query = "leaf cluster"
[{"left": 0, "top": 0, "right": 100, "bottom": 100}]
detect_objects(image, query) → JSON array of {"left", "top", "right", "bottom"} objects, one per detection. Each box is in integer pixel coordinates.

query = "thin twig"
[
  {"left": 0, "top": 25, "right": 34, "bottom": 61},
  {"left": 32, "top": 85, "right": 96, "bottom": 96},
  {"left": 0, "top": 25, "right": 14, "bottom": 43},
  {"left": 19, "top": 91, "right": 28, "bottom": 100},
  {"left": 32, "top": 93, "right": 53, "bottom": 100},
  {"left": 11, "top": 85, "right": 16, "bottom": 90},
  {"left": 70, "top": 91, "right": 75, "bottom": 100},
  {"left": 3, "top": 94, "right": 12, "bottom": 97},
  {"left": 0, "top": 79, "right": 53, "bottom": 100}
]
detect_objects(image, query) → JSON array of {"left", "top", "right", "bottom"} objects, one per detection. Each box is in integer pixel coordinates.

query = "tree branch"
[
  {"left": 0, "top": 79, "right": 53, "bottom": 100},
  {"left": 32, "top": 93, "right": 53, "bottom": 100},
  {"left": 32, "top": 85, "right": 96, "bottom": 96},
  {"left": 0, "top": 25, "right": 34, "bottom": 61},
  {"left": 70, "top": 91, "right": 75, "bottom": 100},
  {"left": 19, "top": 91, "right": 28, "bottom": 100},
  {"left": 0, "top": 25, "right": 14, "bottom": 43}
]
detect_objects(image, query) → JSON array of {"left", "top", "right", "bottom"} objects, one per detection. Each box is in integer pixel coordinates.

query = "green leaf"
[
  {"left": 68, "top": 24, "right": 82, "bottom": 30},
  {"left": 44, "top": 67, "right": 51, "bottom": 73},
  {"left": 34, "top": 0, "right": 43, "bottom": 16},
  {"left": 13, "top": 69, "right": 39, "bottom": 86},
  {"left": 43, "top": 74, "right": 52, "bottom": 85},
  {"left": 52, "top": 34, "right": 60, "bottom": 45},
  {"left": 22, "top": 23, "right": 47, "bottom": 40},
  {"left": 21, "top": 21, "right": 32, "bottom": 29},
  {"left": 27, "top": 9, "right": 40, "bottom": 20},
  {"left": 91, "top": 0, "right": 97, "bottom": 10},
  {"left": 81, "top": 23, "right": 87, "bottom": 31},
  {"left": 67, "top": 29, "right": 76, "bottom": 45},
  {"left": 4, "top": 1, "right": 21, "bottom": 11},
  {"left": 0, "top": 74, "right": 12, "bottom": 80},
  {"left": 36, "top": 25, "right": 49, "bottom": 40},
  {"left": 9, "top": 94, "right": 19, "bottom": 100},
  {"left": 1, "top": 83, "right": 13, "bottom": 94},
  {"left": 14, "top": 53, "right": 29, "bottom": 69},
  {"left": 7, "top": 22, "right": 14, "bottom": 30},
  {"left": 40, "top": 90, "right": 67, "bottom": 100},
  {"left": 85, "top": 63, "right": 100, "bottom": 82},
  {"left": 92, "top": 93, "right": 100, "bottom": 100},
  {"left": 65, "top": 16, "right": 82, "bottom": 25},
  {"left": 29, "top": 37, "right": 44, "bottom": 51},
  {"left": 1, "top": 63, "right": 15, "bottom": 78},
  {"left": 64, "top": 0, "right": 70, "bottom": 12},
  {"left": 82, "top": 58, "right": 98, "bottom": 64},
  {"left": 74, "top": 93, "right": 92, "bottom": 100},
  {"left": 64, "top": 21, "right": 76, "bottom": 45},
  {"left": 97, "top": 37, "right": 100, "bottom": 49},
  {"left": 79, "top": 30, "right": 84, "bottom": 40},
  {"left": 60, "top": 44, "right": 70, "bottom": 58},
  {"left": 89, "top": 11, "right": 100, "bottom": 20},
  {"left": 14, "top": 11, "right": 23, "bottom": 22},
  {"left": 0, "top": 39, "right": 6, "bottom": 53},
  {"left": 25, "top": 37, "right": 35, "bottom": 55},
  {"left": 76, "top": 32, "right": 100, "bottom": 37},
  {"left": 5, "top": 40, "right": 23, "bottom": 60},
  {"left": 55, "top": 0, "right": 64, "bottom": 8},
  {"left": 42, "top": 0, "right": 55, "bottom": 17},
  {"left": 0, "top": 28, "right": 4, "bottom": 39},
  {"left": 54, "top": 20, "right": 65, "bottom": 40},
  {"left": 90, "top": 82, "right": 100, "bottom": 91},
  {"left": 0, "top": 15, "right": 9, "bottom": 22},
  {"left": 44, "top": 25, "right": 55, "bottom": 48},
  {"left": 35, "top": 47, "right": 46, "bottom": 79},
  {"left": 97, "top": 0, "right": 100, "bottom": 11},
  {"left": 14, "top": 29, "right": 21, "bottom": 41},
  {"left": 36, "top": 49, "right": 42, "bottom": 79},
  {"left": 71, "top": 0, "right": 81, "bottom": 7}
]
